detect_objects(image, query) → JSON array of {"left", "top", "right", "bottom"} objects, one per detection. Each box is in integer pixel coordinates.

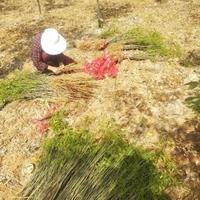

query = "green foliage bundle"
[
  {"left": 100, "top": 26, "right": 181, "bottom": 59},
  {"left": 0, "top": 70, "right": 51, "bottom": 107},
  {"left": 123, "top": 28, "right": 180, "bottom": 58},
  {"left": 22, "top": 111, "right": 176, "bottom": 200}
]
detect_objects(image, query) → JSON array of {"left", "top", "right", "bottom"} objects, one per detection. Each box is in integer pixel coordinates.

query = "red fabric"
[
  {"left": 31, "top": 32, "right": 75, "bottom": 72},
  {"left": 31, "top": 33, "right": 48, "bottom": 71},
  {"left": 41, "top": 52, "right": 49, "bottom": 62},
  {"left": 82, "top": 54, "right": 118, "bottom": 80}
]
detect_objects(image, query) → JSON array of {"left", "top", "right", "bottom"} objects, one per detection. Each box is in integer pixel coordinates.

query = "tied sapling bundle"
[
  {"left": 0, "top": 70, "right": 53, "bottom": 108},
  {"left": 21, "top": 116, "right": 176, "bottom": 200},
  {"left": 51, "top": 76, "right": 97, "bottom": 101}
]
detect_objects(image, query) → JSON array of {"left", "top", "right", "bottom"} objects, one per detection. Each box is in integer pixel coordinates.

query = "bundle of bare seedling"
[{"left": 51, "top": 76, "right": 97, "bottom": 101}]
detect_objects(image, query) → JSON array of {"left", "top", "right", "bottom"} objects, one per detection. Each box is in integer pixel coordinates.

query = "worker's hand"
[{"left": 48, "top": 66, "right": 62, "bottom": 75}]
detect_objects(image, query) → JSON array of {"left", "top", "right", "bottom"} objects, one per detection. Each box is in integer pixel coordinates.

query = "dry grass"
[
  {"left": 44, "top": 0, "right": 75, "bottom": 11},
  {"left": 99, "top": 1, "right": 133, "bottom": 20},
  {"left": 0, "top": 0, "right": 20, "bottom": 12},
  {"left": 75, "top": 39, "right": 108, "bottom": 51}
]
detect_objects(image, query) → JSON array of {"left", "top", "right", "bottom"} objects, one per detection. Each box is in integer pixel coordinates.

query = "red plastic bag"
[{"left": 82, "top": 54, "right": 118, "bottom": 80}]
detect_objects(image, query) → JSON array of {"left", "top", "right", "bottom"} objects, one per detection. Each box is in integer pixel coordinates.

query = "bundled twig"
[
  {"left": 52, "top": 77, "right": 97, "bottom": 101},
  {"left": 0, "top": 71, "right": 53, "bottom": 107}
]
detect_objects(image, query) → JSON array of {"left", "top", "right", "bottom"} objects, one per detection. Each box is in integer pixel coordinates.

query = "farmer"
[{"left": 31, "top": 28, "right": 76, "bottom": 74}]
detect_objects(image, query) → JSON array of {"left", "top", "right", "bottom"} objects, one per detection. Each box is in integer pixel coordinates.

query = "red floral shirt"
[{"left": 31, "top": 33, "right": 75, "bottom": 72}]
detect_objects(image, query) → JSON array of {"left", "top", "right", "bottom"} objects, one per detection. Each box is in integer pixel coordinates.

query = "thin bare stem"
[
  {"left": 96, "top": 0, "right": 103, "bottom": 28},
  {"left": 36, "top": 0, "right": 42, "bottom": 14}
]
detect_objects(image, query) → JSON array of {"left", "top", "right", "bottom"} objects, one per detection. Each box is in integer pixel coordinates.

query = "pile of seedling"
[
  {"left": 52, "top": 76, "right": 96, "bottom": 101},
  {"left": 0, "top": 70, "right": 95, "bottom": 109},
  {"left": 99, "top": 26, "right": 181, "bottom": 61},
  {"left": 21, "top": 111, "right": 176, "bottom": 200},
  {"left": 0, "top": 70, "right": 52, "bottom": 108}
]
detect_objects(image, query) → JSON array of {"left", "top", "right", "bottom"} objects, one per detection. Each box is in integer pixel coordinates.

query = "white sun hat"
[{"left": 41, "top": 28, "right": 67, "bottom": 55}]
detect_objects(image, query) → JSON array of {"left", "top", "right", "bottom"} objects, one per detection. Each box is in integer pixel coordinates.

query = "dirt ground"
[{"left": 1, "top": 0, "right": 200, "bottom": 199}]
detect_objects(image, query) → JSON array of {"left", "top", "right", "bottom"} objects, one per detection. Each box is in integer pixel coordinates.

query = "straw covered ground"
[{"left": 1, "top": 0, "right": 200, "bottom": 199}]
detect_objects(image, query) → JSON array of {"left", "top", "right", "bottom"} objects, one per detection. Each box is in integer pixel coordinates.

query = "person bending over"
[{"left": 31, "top": 28, "right": 76, "bottom": 74}]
